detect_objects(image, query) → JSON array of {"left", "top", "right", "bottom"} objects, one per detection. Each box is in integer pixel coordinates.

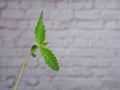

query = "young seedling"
[{"left": 13, "top": 11, "right": 60, "bottom": 90}]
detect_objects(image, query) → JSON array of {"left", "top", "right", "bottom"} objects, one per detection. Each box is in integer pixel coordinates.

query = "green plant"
[{"left": 13, "top": 11, "right": 60, "bottom": 90}]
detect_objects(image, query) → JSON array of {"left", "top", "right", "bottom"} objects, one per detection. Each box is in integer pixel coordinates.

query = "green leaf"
[
  {"left": 40, "top": 47, "right": 59, "bottom": 71},
  {"left": 33, "top": 11, "right": 60, "bottom": 71},
  {"left": 34, "top": 11, "right": 46, "bottom": 45},
  {"left": 31, "top": 45, "right": 38, "bottom": 58}
]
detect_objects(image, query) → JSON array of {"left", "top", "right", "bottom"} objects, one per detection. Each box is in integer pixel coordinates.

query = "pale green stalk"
[{"left": 13, "top": 52, "right": 31, "bottom": 90}]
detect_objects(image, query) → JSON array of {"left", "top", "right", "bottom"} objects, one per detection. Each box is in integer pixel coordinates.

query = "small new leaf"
[
  {"left": 40, "top": 47, "right": 59, "bottom": 71},
  {"left": 34, "top": 11, "right": 46, "bottom": 45},
  {"left": 32, "top": 53, "right": 36, "bottom": 57},
  {"left": 43, "top": 42, "right": 49, "bottom": 46},
  {"left": 31, "top": 45, "right": 38, "bottom": 58}
]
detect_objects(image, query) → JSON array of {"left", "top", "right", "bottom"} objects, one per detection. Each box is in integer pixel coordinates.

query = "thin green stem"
[{"left": 13, "top": 51, "right": 31, "bottom": 90}]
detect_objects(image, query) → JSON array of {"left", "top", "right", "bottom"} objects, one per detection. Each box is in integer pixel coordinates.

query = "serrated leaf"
[
  {"left": 40, "top": 47, "right": 59, "bottom": 71},
  {"left": 34, "top": 11, "right": 46, "bottom": 45}
]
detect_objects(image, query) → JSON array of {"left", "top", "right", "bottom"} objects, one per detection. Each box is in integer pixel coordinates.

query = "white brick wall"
[{"left": 0, "top": 0, "right": 120, "bottom": 90}]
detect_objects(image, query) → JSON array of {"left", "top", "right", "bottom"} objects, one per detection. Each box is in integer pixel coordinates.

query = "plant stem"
[{"left": 13, "top": 52, "right": 31, "bottom": 90}]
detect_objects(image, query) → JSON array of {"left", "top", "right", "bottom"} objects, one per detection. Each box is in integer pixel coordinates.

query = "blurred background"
[{"left": 0, "top": 0, "right": 120, "bottom": 90}]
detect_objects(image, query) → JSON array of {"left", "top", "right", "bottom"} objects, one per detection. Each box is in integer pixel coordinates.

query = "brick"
[
  {"left": 0, "top": 68, "right": 19, "bottom": 76},
  {"left": 0, "top": 2, "right": 6, "bottom": 9},
  {"left": 56, "top": 67, "right": 93, "bottom": 77},
  {"left": 15, "top": 39, "right": 34, "bottom": 48},
  {"left": 1, "top": 30, "right": 21, "bottom": 48},
  {"left": 75, "top": 10, "right": 100, "bottom": 20},
  {"left": 52, "top": 77, "right": 101, "bottom": 90},
  {"left": 0, "top": 48, "right": 29, "bottom": 58},
  {"left": 49, "top": 10, "right": 73, "bottom": 21},
  {"left": 64, "top": 38, "right": 75, "bottom": 48},
  {"left": 118, "top": 1, "right": 120, "bottom": 9},
  {"left": 101, "top": 10, "right": 120, "bottom": 20},
  {"left": 117, "top": 21, "right": 120, "bottom": 29},
  {"left": 78, "top": 21, "right": 103, "bottom": 29},
  {"left": 74, "top": 38, "right": 92, "bottom": 48},
  {"left": 71, "top": 30, "right": 97, "bottom": 39},
  {"left": 52, "top": 77, "right": 77, "bottom": 90},
  {"left": 0, "top": 19, "right": 17, "bottom": 29},
  {"left": 95, "top": 48, "right": 118, "bottom": 58},
  {"left": 46, "top": 30, "right": 69, "bottom": 39},
  {"left": 92, "top": 39, "right": 120, "bottom": 49},
  {"left": 67, "top": 48, "right": 95, "bottom": 58},
  {"left": 24, "top": 8, "right": 43, "bottom": 20},
  {"left": 47, "top": 38, "right": 66, "bottom": 48},
  {"left": 43, "top": 2, "right": 56, "bottom": 10},
  {"left": 19, "top": 2, "right": 31, "bottom": 10},
  {"left": 105, "top": 21, "right": 118, "bottom": 29},
  {"left": 65, "top": 0, "right": 93, "bottom": 3},
  {"left": 5, "top": 76, "right": 15, "bottom": 88},
  {"left": 18, "top": 76, "right": 56, "bottom": 90},
  {"left": 0, "top": 58, "right": 24, "bottom": 67},
  {"left": 27, "top": 57, "right": 39, "bottom": 68},
  {"left": 0, "top": 57, "right": 38, "bottom": 69},
  {"left": 0, "top": 39, "right": 4, "bottom": 47},
  {"left": 4, "top": 39, "right": 16, "bottom": 48},
  {"left": 34, "top": 76, "right": 56, "bottom": 90},
  {"left": 19, "top": 30, "right": 34, "bottom": 40},
  {"left": 23, "top": 67, "right": 49, "bottom": 76},
  {"left": 70, "top": 2, "right": 93, "bottom": 10},
  {"left": 6, "top": 2, "right": 19, "bottom": 9},
  {"left": 94, "top": 0, "right": 106, "bottom": 9},
  {"left": 50, "top": 47, "right": 67, "bottom": 57},
  {"left": 28, "top": 20, "right": 36, "bottom": 30},
  {"left": 93, "top": 59, "right": 111, "bottom": 68},
  {"left": 68, "top": 48, "right": 118, "bottom": 58},
  {"left": 108, "top": 59, "right": 120, "bottom": 79},
  {"left": 36, "top": 0, "right": 63, "bottom": 2},
  {"left": 0, "top": 77, "right": 9, "bottom": 90},
  {"left": 51, "top": 20, "right": 70, "bottom": 29},
  {"left": 44, "top": 20, "right": 54, "bottom": 29},
  {"left": 92, "top": 68, "right": 109, "bottom": 78},
  {"left": 1, "top": 9, "right": 24, "bottom": 19},
  {"left": 23, "top": 77, "right": 39, "bottom": 86},
  {"left": 95, "top": 30, "right": 120, "bottom": 40},
  {"left": 106, "top": 1, "right": 118, "bottom": 9},
  {"left": 61, "top": 57, "right": 93, "bottom": 68},
  {"left": 16, "top": 20, "right": 29, "bottom": 29},
  {"left": 109, "top": 70, "right": 120, "bottom": 80},
  {"left": 62, "top": 57, "right": 111, "bottom": 68},
  {"left": 56, "top": 2, "right": 70, "bottom": 10},
  {"left": 102, "top": 79, "right": 120, "bottom": 89},
  {"left": 30, "top": 2, "right": 43, "bottom": 9}
]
